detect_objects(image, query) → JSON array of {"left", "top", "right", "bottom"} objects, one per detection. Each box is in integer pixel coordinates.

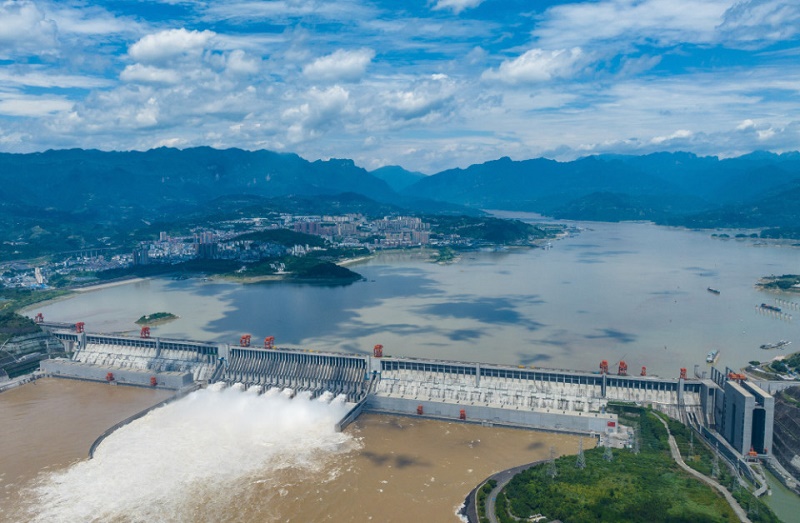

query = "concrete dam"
[{"left": 37, "top": 321, "right": 776, "bottom": 460}]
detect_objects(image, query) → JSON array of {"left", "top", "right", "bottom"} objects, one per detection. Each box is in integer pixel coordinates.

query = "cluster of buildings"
[
  {"left": 1, "top": 214, "right": 442, "bottom": 288},
  {"left": 0, "top": 253, "right": 131, "bottom": 289},
  {"left": 133, "top": 214, "right": 436, "bottom": 266}
]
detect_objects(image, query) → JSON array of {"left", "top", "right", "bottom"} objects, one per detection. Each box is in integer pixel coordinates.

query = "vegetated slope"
[
  {"left": 499, "top": 408, "right": 775, "bottom": 523},
  {"left": 772, "top": 386, "right": 800, "bottom": 487},
  {"left": 677, "top": 179, "right": 800, "bottom": 229},
  {"left": 0, "top": 147, "right": 396, "bottom": 215},
  {"left": 0, "top": 149, "right": 476, "bottom": 259},
  {"left": 405, "top": 151, "right": 800, "bottom": 228},
  {"left": 370, "top": 165, "right": 426, "bottom": 192},
  {"left": 406, "top": 155, "right": 697, "bottom": 213}
]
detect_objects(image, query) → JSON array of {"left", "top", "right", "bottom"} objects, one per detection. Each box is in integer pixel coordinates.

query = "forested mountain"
[
  {"left": 404, "top": 151, "right": 800, "bottom": 226},
  {"left": 2, "top": 147, "right": 800, "bottom": 259}
]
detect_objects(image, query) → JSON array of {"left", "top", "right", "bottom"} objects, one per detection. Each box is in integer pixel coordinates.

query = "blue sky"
[{"left": 0, "top": 0, "right": 798, "bottom": 172}]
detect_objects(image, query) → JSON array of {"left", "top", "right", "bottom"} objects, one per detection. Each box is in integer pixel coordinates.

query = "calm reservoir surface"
[{"left": 33, "top": 219, "right": 799, "bottom": 377}]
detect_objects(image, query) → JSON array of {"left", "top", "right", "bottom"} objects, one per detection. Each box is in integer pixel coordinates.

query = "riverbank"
[{"left": 74, "top": 277, "right": 148, "bottom": 293}]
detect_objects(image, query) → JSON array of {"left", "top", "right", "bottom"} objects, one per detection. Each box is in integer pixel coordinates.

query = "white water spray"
[{"left": 18, "top": 384, "right": 357, "bottom": 523}]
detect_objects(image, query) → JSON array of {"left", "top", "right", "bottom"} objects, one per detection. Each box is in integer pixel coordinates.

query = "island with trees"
[{"left": 135, "top": 312, "right": 178, "bottom": 325}]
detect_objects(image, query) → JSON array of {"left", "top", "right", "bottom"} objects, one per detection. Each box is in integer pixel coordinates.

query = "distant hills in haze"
[
  {"left": 1, "top": 147, "right": 799, "bottom": 259},
  {"left": 404, "top": 151, "right": 800, "bottom": 226}
]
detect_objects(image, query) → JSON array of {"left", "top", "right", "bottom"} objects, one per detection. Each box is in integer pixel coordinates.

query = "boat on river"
[
  {"left": 706, "top": 349, "right": 720, "bottom": 363},
  {"left": 760, "top": 340, "right": 791, "bottom": 350},
  {"left": 707, "top": 287, "right": 721, "bottom": 295}
]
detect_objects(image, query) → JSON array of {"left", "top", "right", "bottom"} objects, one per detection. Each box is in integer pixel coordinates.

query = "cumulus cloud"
[
  {"left": 482, "top": 48, "right": 586, "bottom": 84},
  {"left": 129, "top": 28, "right": 216, "bottom": 64},
  {"left": 225, "top": 49, "right": 261, "bottom": 76},
  {"left": 384, "top": 74, "right": 456, "bottom": 122},
  {"left": 432, "top": 0, "right": 484, "bottom": 15},
  {"left": 283, "top": 85, "right": 351, "bottom": 142},
  {"left": 0, "top": 0, "right": 58, "bottom": 58},
  {"left": 303, "top": 48, "right": 375, "bottom": 82}
]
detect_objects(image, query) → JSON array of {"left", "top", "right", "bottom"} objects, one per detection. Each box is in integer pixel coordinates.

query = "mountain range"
[{"left": 1, "top": 147, "right": 799, "bottom": 258}]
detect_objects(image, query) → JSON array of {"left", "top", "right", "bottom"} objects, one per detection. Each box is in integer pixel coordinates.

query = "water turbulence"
[{"left": 18, "top": 383, "right": 357, "bottom": 523}]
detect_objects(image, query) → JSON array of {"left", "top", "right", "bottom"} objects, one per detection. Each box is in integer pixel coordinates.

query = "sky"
[{"left": 0, "top": 0, "right": 798, "bottom": 172}]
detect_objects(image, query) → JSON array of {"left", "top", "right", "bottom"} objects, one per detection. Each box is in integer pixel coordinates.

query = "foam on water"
[{"left": 16, "top": 384, "right": 357, "bottom": 523}]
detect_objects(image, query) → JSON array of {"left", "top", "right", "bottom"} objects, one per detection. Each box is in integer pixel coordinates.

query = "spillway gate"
[{"left": 221, "top": 347, "right": 369, "bottom": 402}]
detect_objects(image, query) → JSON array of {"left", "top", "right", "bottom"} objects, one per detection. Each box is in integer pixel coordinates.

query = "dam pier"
[{"left": 36, "top": 321, "right": 778, "bottom": 466}]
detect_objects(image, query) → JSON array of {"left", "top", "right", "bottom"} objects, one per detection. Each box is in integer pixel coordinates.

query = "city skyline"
[{"left": 1, "top": 0, "right": 798, "bottom": 172}]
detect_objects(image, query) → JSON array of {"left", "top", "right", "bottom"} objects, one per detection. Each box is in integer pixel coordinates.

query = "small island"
[
  {"left": 757, "top": 274, "right": 800, "bottom": 292},
  {"left": 135, "top": 312, "right": 178, "bottom": 325},
  {"left": 288, "top": 261, "right": 363, "bottom": 282}
]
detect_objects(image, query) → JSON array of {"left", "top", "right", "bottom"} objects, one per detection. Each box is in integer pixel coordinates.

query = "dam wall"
[
  {"left": 38, "top": 325, "right": 779, "bottom": 453},
  {"left": 365, "top": 395, "right": 615, "bottom": 434},
  {"left": 40, "top": 358, "right": 193, "bottom": 389},
  {"left": 50, "top": 330, "right": 219, "bottom": 382}
]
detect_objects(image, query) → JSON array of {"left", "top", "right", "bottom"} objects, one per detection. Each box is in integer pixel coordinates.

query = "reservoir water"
[{"left": 31, "top": 219, "right": 800, "bottom": 377}]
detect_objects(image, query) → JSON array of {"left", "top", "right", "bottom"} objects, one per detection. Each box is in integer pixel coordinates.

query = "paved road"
[
  {"left": 655, "top": 416, "right": 751, "bottom": 523},
  {"left": 482, "top": 460, "right": 546, "bottom": 523}
]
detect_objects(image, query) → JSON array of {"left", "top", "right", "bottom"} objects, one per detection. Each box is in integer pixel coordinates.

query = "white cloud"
[
  {"left": 120, "top": 64, "right": 182, "bottom": 85},
  {"left": 651, "top": 129, "right": 693, "bottom": 144},
  {"left": 303, "top": 49, "right": 375, "bottom": 82},
  {"left": 0, "top": 69, "right": 113, "bottom": 89},
  {"left": 129, "top": 28, "right": 216, "bottom": 64},
  {"left": 283, "top": 85, "right": 351, "bottom": 143},
  {"left": 45, "top": 3, "right": 143, "bottom": 36},
  {"left": 384, "top": 75, "right": 456, "bottom": 122},
  {"left": 203, "top": 0, "right": 376, "bottom": 23},
  {"left": 482, "top": 48, "right": 586, "bottom": 84},
  {"left": 432, "top": 0, "right": 484, "bottom": 15},
  {"left": 0, "top": 0, "right": 58, "bottom": 58},
  {"left": 0, "top": 93, "right": 72, "bottom": 116},
  {"left": 718, "top": 0, "right": 800, "bottom": 45},
  {"left": 532, "top": 0, "right": 731, "bottom": 49},
  {"left": 225, "top": 49, "right": 261, "bottom": 76}
]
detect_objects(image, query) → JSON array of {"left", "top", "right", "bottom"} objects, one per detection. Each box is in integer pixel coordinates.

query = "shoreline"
[
  {"left": 336, "top": 255, "right": 374, "bottom": 266},
  {"left": 74, "top": 277, "right": 149, "bottom": 293}
]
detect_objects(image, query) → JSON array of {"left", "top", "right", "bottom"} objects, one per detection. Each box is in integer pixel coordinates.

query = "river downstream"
[{"left": 1, "top": 380, "right": 580, "bottom": 522}]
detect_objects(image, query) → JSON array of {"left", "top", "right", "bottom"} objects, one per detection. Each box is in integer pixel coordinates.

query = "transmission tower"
[
  {"left": 712, "top": 442, "right": 720, "bottom": 479},
  {"left": 576, "top": 437, "right": 586, "bottom": 469},
  {"left": 547, "top": 445, "right": 558, "bottom": 479},
  {"left": 603, "top": 439, "right": 613, "bottom": 462},
  {"left": 632, "top": 428, "right": 640, "bottom": 455}
]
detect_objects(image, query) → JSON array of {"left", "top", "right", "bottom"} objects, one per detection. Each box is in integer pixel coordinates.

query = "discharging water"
[{"left": 1, "top": 380, "right": 579, "bottom": 522}]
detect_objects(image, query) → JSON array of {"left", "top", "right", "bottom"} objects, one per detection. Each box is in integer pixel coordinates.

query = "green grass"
[{"left": 499, "top": 410, "right": 746, "bottom": 523}]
